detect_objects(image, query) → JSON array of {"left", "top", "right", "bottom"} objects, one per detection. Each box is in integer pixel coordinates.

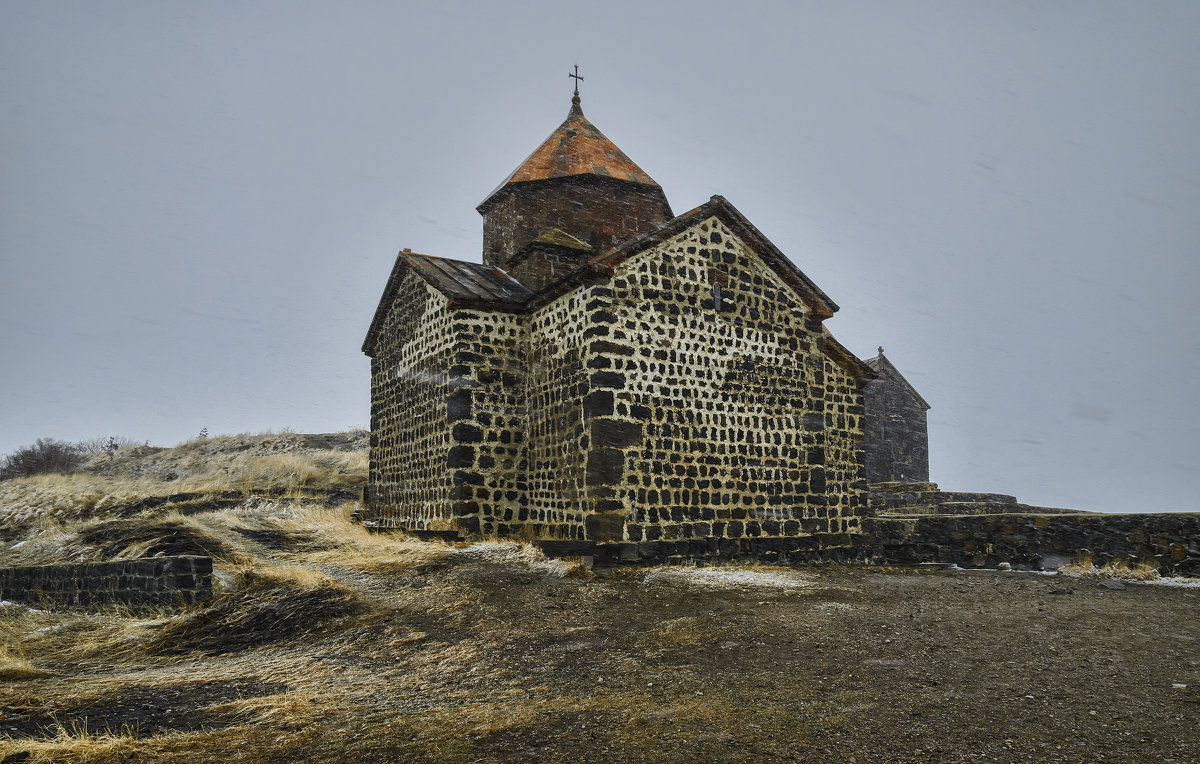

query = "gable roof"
[
  {"left": 865, "top": 350, "right": 931, "bottom": 409},
  {"left": 569, "top": 195, "right": 840, "bottom": 319},
  {"left": 362, "top": 251, "right": 532, "bottom": 356},
  {"left": 478, "top": 96, "right": 662, "bottom": 211}
]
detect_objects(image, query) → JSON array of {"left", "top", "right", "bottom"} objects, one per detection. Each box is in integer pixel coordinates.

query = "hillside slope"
[{"left": 1, "top": 433, "right": 1198, "bottom": 763}]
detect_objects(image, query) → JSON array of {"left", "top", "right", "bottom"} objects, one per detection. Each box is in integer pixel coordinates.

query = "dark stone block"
[
  {"left": 586, "top": 448, "right": 625, "bottom": 487},
  {"left": 447, "top": 446, "right": 476, "bottom": 468},
  {"left": 586, "top": 511, "right": 626, "bottom": 542},
  {"left": 583, "top": 390, "right": 615, "bottom": 418},
  {"left": 591, "top": 340, "right": 636, "bottom": 356},
  {"left": 452, "top": 423, "right": 483, "bottom": 443},
  {"left": 453, "top": 470, "right": 485, "bottom": 486},
  {"left": 629, "top": 404, "right": 652, "bottom": 421},
  {"left": 809, "top": 468, "right": 826, "bottom": 493},
  {"left": 590, "top": 371, "right": 626, "bottom": 389},
  {"left": 590, "top": 419, "right": 642, "bottom": 448}
]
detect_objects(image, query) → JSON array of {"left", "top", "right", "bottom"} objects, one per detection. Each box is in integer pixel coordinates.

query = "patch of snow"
[
  {"left": 642, "top": 566, "right": 812, "bottom": 590},
  {"left": 457, "top": 541, "right": 577, "bottom": 577},
  {"left": 1148, "top": 576, "right": 1200, "bottom": 589}
]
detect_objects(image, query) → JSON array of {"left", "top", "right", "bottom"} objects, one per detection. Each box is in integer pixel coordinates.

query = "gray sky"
[{"left": 2, "top": 1, "right": 1197, "bottom": 513}]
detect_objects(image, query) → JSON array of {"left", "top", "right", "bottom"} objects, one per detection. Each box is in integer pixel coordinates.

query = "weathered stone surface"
[
  {"left": 590, "top": 419, "right": 643, "bottom": 449},
  {"left": 864, "top": 513, "right": 1200, "bottom": 574},
  {"left": 862, "top": 351, "right": 930, "bottom": 483},
  {"left": 0, "top": 556, "right": 213, "bottom": 609}
]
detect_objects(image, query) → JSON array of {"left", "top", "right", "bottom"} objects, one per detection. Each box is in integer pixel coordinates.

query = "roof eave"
[
  {"left": 821, "top": 329, "right": 877, "bottom": 380},
  {"left": 477, "top": 173, "right": 669, "bottom": 215},
  {"left": 362, "top": 254, "right": 413, "bottom": 357}
]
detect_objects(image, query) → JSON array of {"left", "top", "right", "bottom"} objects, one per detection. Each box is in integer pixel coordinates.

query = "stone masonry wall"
[
  {"left": 445, "top": 309, "right": 530, "bottom": 537},
  {"left": 481, "top": 178, "right": 671, "bottom": 288},
  {"left": 516, "top": 286, "right": 597, "bottom": 539},
  {"left": 367, "top": 218, "right": 872, "bottom": 548},
  {"left": 862, "top": 374, "right": 929, "bottom": 483},
  {"left": 368, "top": 274, "right": 456, "bottom": 529},
  {"left": 576, "top": 216, "right": 868, "bottom": 547},
  {"left": 0, "top": 556, "right": 212, "bottom": 609},
  {"left": 866, "top": 513, "right": 1200, "bottom": 575}
]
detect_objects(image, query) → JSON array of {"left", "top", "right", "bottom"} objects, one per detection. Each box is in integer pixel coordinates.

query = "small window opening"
[{"left": 713, "top": 282, "right": 723, "bottom": 311}]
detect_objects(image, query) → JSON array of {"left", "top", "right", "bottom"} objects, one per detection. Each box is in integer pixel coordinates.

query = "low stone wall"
[
  {"left": 544, "top": 533, "right": 863, "bottom": 567},
  {"left": 866, "top": 513, "right": 1200, "bottom": 575},
  {"left": 0, "top": 556, "right": 213, "bottom": 609},
  {"left": 537, "top": 513, "right": 1200, "bottom": 574}
]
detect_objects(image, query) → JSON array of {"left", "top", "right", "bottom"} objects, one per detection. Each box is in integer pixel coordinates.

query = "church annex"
[{"left": 362, "top": 87, "right": 927, "bottom": 560}]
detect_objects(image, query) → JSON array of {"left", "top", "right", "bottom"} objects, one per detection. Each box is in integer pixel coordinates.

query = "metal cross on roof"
[{"left": 569, "top": 65, "right": 584, "bottom": 96}]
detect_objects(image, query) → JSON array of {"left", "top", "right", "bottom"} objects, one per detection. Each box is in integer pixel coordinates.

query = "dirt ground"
[{"left": 3, "top": 553, "right": 1197, "bottom": 764}]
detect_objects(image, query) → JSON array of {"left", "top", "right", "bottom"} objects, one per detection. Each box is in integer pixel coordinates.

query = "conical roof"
[{"left": 479, "top": 95, "right": 661, "bottom": 209}]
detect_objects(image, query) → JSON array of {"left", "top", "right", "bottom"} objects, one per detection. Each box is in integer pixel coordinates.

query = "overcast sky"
[{"left": 2, "top": 1, "right": 1197, "bottom": 513}]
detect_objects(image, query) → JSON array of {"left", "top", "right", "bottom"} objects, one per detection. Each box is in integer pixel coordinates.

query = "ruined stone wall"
[
  {"left": 866, "top": 513, "right": 1200, "bottom": 575},
  {"left": 368, "top": 273, "right": 456, "bottom": 529},
  {"left": 576, "top": 216, "right": 868, "bottom": 546},
  {"left": 445, "top": 309, "right": 530, "bottom": 536},
  {"left": 0, "top": 556, "right": 212, "bottom": 609},
  {"left": 863, "top": 375, "right": 929, "bottom": 483}
]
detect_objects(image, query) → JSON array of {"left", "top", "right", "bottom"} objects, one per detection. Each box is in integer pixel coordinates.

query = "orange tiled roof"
[{"left": 494, "top": 97, "right": 660, "bottom": 190}]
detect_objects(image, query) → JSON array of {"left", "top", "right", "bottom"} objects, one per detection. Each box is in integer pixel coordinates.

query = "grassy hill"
[{"left": 1, "top": 433, "right": 1198, "bottom": 763}]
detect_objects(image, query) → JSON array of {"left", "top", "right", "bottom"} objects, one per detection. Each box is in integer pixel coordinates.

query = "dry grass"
[
  {"left": 0, "top": 432, "right": 367, "bottom": 544},
  {"left": 0, "top": 721, "right": 156, "bottom": 764},
  {"left": 0, "top": 642, "right": 45, "bottom": 680},
  {"left": 0, "top": 430, "right": 369, "bottom": 568},
  {"left": 635, "top": 615, "right": 730, "bottom": 648},
  {"left": 151, "top": 562, "right": 368, "bottom": 655},
  {"left": 1058, "top": 552, "right": 1162, "bottom": 581},
  {"left": 0, "top": 686, "right": 326, "bottom": 764}
]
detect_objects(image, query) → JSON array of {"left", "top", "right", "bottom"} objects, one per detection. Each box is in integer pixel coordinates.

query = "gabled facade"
[
  {"left": 363, "top": 94, "right": 913, "bottom": 561},
  {"left": 862, "top": 349, "right": 931, "bottom": 484}
]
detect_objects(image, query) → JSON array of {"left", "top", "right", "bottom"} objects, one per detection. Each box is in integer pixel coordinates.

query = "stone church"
[{"left": 362, "top": 89, "right": 929, "bottom": 560}]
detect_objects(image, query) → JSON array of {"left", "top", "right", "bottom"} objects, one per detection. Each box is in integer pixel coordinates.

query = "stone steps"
[{"left": 869, "top": 482, "right": 1030, "bottom": 517}]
